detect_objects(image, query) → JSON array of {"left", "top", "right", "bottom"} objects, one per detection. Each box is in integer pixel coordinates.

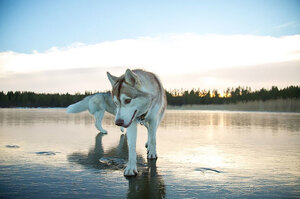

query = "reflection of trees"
[
  {"left": 0, "top": 108, "right": 100, "bottom": 127},
  {"left": 67, "top": 133, "right": 165, "bottom": 199},
  {"left": 160, "top": 111, "right": 300, "bottom": 132}
]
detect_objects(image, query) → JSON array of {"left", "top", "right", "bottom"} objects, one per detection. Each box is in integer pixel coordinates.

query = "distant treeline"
[
  {"left": 0, "top": 86, "right": 299, "bottom": 108},
  {"left": 167, "top": 86, "right": 300, "bottom": 106},
  {"left": 0, "top": 91, "right": 92, "bottom": 108}
]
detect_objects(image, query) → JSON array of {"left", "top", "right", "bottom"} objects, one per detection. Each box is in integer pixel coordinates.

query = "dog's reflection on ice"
[{"left": 68, "top": 133, "right": 165, "bottom": 199}]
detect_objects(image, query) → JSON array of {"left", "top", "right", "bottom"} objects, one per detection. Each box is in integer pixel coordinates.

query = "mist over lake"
[{"left": 0, "top": 109, "right": 299, "bottom": 198}]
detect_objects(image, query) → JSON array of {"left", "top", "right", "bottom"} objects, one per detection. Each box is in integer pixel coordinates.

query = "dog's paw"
[
  {"left": 147, "top": 146, "right": 157, "bottom": 159},
  {"left": 124, "top": 164, "right": 138, "bottom": 177},
  {"left": 147, "top": 153, "right": 158, "bottom": 159},
  {"left": 96, "top": 125, "right": 108, "bottom": 134},
  {"left": 100, "top": 129, "right": 108, "bottom": 134},
  {"left": 145, "top": 142, "right": 148, "bottom": 148}
]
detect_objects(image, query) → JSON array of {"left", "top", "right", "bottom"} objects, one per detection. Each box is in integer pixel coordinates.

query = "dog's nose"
[{"left": 115, "top": 119, "right": 124, "bottom": 126}]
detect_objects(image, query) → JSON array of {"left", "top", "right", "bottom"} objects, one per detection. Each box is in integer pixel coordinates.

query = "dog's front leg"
[
  {"left": 147, "top": 120, "right": 158, "bottom": 159},
  {"left": 124, "top": 121, "right": 138, "bottom": 176}
]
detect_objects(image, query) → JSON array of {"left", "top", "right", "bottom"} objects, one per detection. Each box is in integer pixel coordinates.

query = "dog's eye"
[{"left": 124, "top": 98, "right": 131, "bottom": 104}]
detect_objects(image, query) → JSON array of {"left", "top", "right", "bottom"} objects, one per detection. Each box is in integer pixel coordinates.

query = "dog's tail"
[{"left": 66, "top": 96, "right": 92, "bottom": 113}]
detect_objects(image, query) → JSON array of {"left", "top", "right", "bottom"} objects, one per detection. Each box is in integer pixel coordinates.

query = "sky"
[{"left": 0, "top": 0, "right": 300, "bottom": 93}]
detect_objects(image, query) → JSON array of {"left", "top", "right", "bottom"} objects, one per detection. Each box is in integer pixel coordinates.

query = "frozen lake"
[{"left": 0, "top": 109, "right": 300, "bottom": 198}]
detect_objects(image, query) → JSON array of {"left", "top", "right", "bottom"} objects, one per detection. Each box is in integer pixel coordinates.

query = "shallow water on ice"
[{"left": 0, "top": 109, "right": 300, "bottom": 198}]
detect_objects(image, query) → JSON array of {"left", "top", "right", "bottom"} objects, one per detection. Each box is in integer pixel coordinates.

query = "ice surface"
[{"left": 0, "top": 109, "right": 299, "bottom": 198}]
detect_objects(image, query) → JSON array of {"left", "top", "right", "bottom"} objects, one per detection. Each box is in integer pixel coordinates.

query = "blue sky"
[{"left": 1, "top": 0, "right": 299, "bottom": 53}]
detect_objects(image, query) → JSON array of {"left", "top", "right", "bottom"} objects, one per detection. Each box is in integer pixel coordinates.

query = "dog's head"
[{"left": 107, "top": 69, "right": 150, "bottom": 128}]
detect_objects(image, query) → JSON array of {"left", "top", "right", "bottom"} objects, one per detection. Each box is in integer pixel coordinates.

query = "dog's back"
[
  {"left": 66, "top": 95, "right": 92, "bottom": 113},
  {"left": 66, "top": 92, "right": 116, "bottom": 115}
]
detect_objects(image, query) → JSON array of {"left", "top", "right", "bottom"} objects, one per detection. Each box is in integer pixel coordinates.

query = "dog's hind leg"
[
  {"left": 146, "top": 120, "right": 158, "bottom": 159},
  {"left": 94, "top": 110, "right": 107, "bottom": 134}
]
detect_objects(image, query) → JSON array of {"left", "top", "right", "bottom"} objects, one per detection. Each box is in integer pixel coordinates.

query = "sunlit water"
[{"left": 0, "top": 109, "right": 300, "bottom": 198}]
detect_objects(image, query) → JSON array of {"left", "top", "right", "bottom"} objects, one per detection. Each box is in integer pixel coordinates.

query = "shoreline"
[
  {"left": 1, "top": 99, "right": 300, "bottom": 113},
  {"left": 167, "top": 98, "right": 300, "bottom": 113}
]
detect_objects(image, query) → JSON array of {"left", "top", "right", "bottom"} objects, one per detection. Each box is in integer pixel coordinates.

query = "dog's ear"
[
  {"left": 124, "top": 69, "right": 140, "bottom": 86},
  {"left": 107, "top": 72, "right": 118, "bottom": 86}
]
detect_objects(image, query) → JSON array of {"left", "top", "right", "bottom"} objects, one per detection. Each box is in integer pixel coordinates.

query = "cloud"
[
  {"left": 1, "top": 33, "right": 300, "bottom": 74},
  {"left": 0, "top": 60, "right": 299, "bottom": 93},
  {"left": 0, "top": 33, "right": 299, "bottom": 92},
  {"left": 0, "top": 66, "right": 126, "bottom": 93},
  {"left": 164, "top": 60, "right": 300, "bottom": 91}
]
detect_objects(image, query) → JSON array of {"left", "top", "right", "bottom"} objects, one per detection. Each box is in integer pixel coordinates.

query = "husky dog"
[
  {"left": 107, "top": 69, "right": 167, "bottom": 176},
  {"left": 66, "top": 93, "right": 124, "bottom": 134}
]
